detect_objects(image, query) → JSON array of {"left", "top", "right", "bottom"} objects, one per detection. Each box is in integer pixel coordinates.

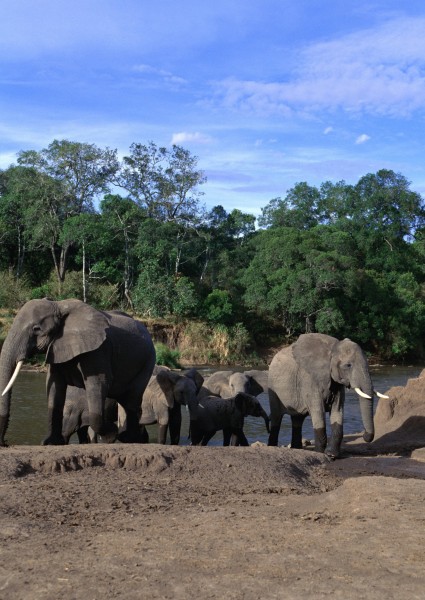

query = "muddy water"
[{"left": 4, "top": 365, "right": 423, "bottom": 446}]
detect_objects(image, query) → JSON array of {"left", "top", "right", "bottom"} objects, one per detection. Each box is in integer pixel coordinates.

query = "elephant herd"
[
  {"left": 62, "top": 366, "right": 270, "bottom": 447},
  {"left": 0, "top": 299, "right": 387, "bottom": 458}
]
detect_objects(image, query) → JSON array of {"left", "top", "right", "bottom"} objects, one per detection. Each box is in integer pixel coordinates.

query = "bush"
[
  {"left": 0, "top": 271, "right": 31, "bottom": 308},
  {"left": 172, "top": 276, "right": 199, "bottom": 318},
  {"left": 178, "top": 321, "right": 252, "bottom": 365},
  {"left": 203, "top": 289, "right": 234, "bottom": 324},
  {"left": 88, "top": 282, "right": 120, "bottom": 310},
  {"left": 154, "top": 343, "right": 181, "bottom": 369},
  {"left": 133, "top": 268, "right": 173, "bottom": 317}
]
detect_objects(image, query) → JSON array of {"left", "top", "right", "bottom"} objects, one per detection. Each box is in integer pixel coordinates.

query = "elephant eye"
[
  {"left": 345, "top": 363, "right": 352, "bottom": 369},
  {"left": 33, "top": 325, "right": 42, "bottom": 334}
]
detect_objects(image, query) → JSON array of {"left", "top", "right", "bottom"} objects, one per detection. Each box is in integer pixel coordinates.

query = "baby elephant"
[
  {"left": 190, "top": 392, "right": 270, "bottom": 446},
  {"left": 139, "top": 367, "right": 204, "bottom": 444},
  {"left": 62, "top": 387, "right": 118, "bottom": 444}
]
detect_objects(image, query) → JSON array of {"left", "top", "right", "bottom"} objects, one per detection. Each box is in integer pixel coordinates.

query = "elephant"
[
  {"left": 62, "top": 387, "right": 118, "bottom": 444},
  {"left": 200, "top": 369, "right": 268, "bottom": 399},
  {"left": 0, "top": 298, "right": 156, "bottom": 446},
  {"left": 189, "top": 392, "right": 270, "bottom": 446},
  {"left": 138, "top": 367, "right": 204, "bottom": 444},
  {"left": 267, "top": 333, "right": 388, "bottom": 458}
]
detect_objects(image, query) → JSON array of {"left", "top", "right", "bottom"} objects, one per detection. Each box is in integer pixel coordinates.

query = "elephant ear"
[
  {"left": 47, "top": 299, "right": 110, "bottom": 364},
  {"left": 245, "top": 370, "right": 268, "bottom": 395},
  {"left": 292, "top": 333, "right": 339, "bottom": 393},
  {"left": 156, "top": 370, "right": 182, "bottom": 408},
  {"left": 246, "top": 375, "right": 265, "bottom": 396},
  {"left": 184, "top": 368, "right": 204, "bottom": 392}
]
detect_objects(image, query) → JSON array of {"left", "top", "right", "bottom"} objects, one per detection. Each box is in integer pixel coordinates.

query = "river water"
[{"left": 5, "top": 364, "right": 423, "bottom": 446}]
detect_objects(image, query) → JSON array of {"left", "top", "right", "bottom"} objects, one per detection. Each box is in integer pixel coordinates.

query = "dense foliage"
[{"left": 1, "top": 139, "right": 425, "bottom": 361}]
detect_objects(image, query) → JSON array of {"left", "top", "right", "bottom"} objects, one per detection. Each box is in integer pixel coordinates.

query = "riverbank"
[
  {"left": 2, "top": 369, "right": 425, "bottom": 599},
  {"left": 0, "top": 442, "right": 425, "bottom": 599}
]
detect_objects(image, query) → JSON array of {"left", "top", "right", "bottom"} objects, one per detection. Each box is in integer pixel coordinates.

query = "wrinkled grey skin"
[
  {"left": 0, "top": 299, "right": 156, "bottom": 446},
  {"left": 62, "top": 387, "right": 118, "bottom": 444},
  {"left": 268, "top": 333, "right": 375, "bottom": 458},
  {"left": 199, "top": 369, "right": 268, "bottom": 399},
  {"left": 189, "top": 392, "right": 270, "bottom": 446},
  {"left": 140, "top": 367, "right": 204, "bottom": 444}
]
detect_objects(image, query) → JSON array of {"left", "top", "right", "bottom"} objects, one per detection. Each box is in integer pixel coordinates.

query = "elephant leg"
[
  {"left": 117, "top": 408, "right": 142, "bottom": 443},
  {"left": 43, "top": 369, "right": 66, "bottom": 445},
  {"left": 77, "top": 426, "right": 90, "bottom": 444},
  {"left": 201, "top": 430, "right": 216, "bottom": 446},
  {"left": 168, "top": 406, "right": 182, "bottom": 445},
  {"left": 310, "top": 406, "right": 327, "bottom": 453},
  {"left": 232, "top": 429, "right": 249, "bottom": 446},
  {"left": 223, "top": 428, "right": 232, "bottom": 446},
  {"left": 157, "top": 423, "right": 168, "bottom": 444},
  {"left": 140, "top": 425, "right": 149, "bottom": 443},
  {"left": 313, "top": 428, "right": 327, "bottom": 453},
  {"left": 327, "top": 400, "right": 344, "bottom": 459},
  {"left": 268, "top": 415, "right": 283, "bottom": 446},
  {"left": 0, "top": 415, "right": 9, "bottom": 447},
  {"left": 290, "top": 414, "right": 306, "bottom": 449},
  {"left": 189, "top": 420, "right": 203, "bottom": 445}
]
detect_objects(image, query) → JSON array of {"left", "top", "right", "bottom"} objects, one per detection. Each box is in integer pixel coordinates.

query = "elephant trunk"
[
  {"left": 260, "top": 407, "right": 270, "bottom": 433},
  {"left": 351, "top": 358, "right": 375, "bottom": 443},
  {"left": 359, "top": 396, "right": 374, "bottom": 442},
  {"left": 0, "top": 339, "right": 19, "bottom": 445},
  {"left": 0, "top": 326, "right": 29, "bottom": 445}
]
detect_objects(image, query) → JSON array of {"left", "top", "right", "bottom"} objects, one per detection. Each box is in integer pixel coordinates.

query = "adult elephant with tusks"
[
  {"left": 267, "top": 333, "right": 388, "bottom": 459},
  {"left": 0, "top": 298, "right": 156, "bottom": 446}
]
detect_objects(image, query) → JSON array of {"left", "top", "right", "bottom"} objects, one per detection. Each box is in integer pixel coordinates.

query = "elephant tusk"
[
  {"left": 2, "top": 360, "right": 24, "bottom": 396},
  {"left": 354, "top": 387, "right": 372, "bottom": 399},
  {"left": 376, "top": 391, "right": 390, "bottom": 399}
]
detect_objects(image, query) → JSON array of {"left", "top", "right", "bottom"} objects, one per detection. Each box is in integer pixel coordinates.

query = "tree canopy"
[{"left": 1, "top": 140, "right": 425, "bottom": 361}]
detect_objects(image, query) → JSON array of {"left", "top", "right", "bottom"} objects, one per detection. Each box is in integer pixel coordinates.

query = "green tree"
[
  {"left": 95, "top": 195, "right": 144, "bottom": 308},
  {"left": 0, "top": 165, "right": 60, "bottom": 282},
  {"left": 60, "top": 212, "right": 101, "bottom": 302},
  {"left": 258, "top": 182, "right": 321, "bottom": 229},
  {"left": 117, "top": 141, "right": 206, "bottom": 222},
  {"left": 17, "top": 140, "right": 119, "bottom": 289}
]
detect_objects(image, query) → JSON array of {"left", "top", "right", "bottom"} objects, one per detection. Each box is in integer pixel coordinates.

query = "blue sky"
[{"left": 2, "top": 1, "right": 425, "bottom": 217}]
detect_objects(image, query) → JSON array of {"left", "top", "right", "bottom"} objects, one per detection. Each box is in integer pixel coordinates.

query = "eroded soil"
[{"left": 1, "top": 443, "right": 425, "bottom": 600}]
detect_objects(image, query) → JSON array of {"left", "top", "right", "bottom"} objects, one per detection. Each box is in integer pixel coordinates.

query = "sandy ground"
[
  {"left": 1, "top": 371, "right": 425, "bottom": 599},
  {"left": 0, "top": 438, "right": 425, "bottom": 600}
]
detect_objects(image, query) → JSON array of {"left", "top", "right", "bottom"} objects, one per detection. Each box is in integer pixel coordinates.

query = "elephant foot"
[
  {"left": 267, "top": 425, "right": 281, "bottom": 446},
  {"left": 363, "top": 431, "right": 374, "bottom": 443},
  {"left": 42, "top": 434, "right": 66, "bottom": 445},
  {"left": 117, "top": 429, "right": 144, "bottom": 443},
  {"left": 324, "top": 451, "right": 338, "bottom": 461},
  {"left": 99, "top": 431, "right": 118, "bottom": 444}
]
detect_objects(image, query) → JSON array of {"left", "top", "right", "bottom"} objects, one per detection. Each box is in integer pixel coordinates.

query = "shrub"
[
  {"left": 172, "top": 276, "right": 199, "bottom": 318},
  {"left": 133, "top": 268, "right": 173, "bottom": 317},
  {"left": 203, "top": 289, "right": 234, "bottom": 324},
  {"left": 0, "top": 271, "right": 31, "bottom": 308},
  {"left": 178, "top": 321, "right": 252, "bottom": 365},
  {"left": 154, "top": 343, "right": 181, "bottom": 369}
]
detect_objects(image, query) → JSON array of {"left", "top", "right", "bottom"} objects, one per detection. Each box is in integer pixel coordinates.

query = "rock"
[{"left": 372, "top": 369, "right": 425, "bottom": 451}]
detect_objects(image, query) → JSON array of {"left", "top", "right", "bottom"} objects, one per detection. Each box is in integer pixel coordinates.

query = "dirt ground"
[{"left": 1, "top": 371, "right": 425, "bottom": 600}]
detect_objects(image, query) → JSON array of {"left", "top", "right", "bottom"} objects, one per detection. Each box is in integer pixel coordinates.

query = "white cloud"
[
  {"left": 324, "top": 127, "right": 333, "bottom": 135},
  {"left": 212, "top": 16, "right": 425, "bottom": 118},
  {"left": 0, "top": 151, "right": 19, "bottom": 169},
  {"left": 132, "top": 64, "right": 187, "bottom": 87},
  {"left": 355, "top": 134, "right": 371, "bottom": 144},
  {"left": 171, "top": 132, "right": 213, "bottom": 145}
]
